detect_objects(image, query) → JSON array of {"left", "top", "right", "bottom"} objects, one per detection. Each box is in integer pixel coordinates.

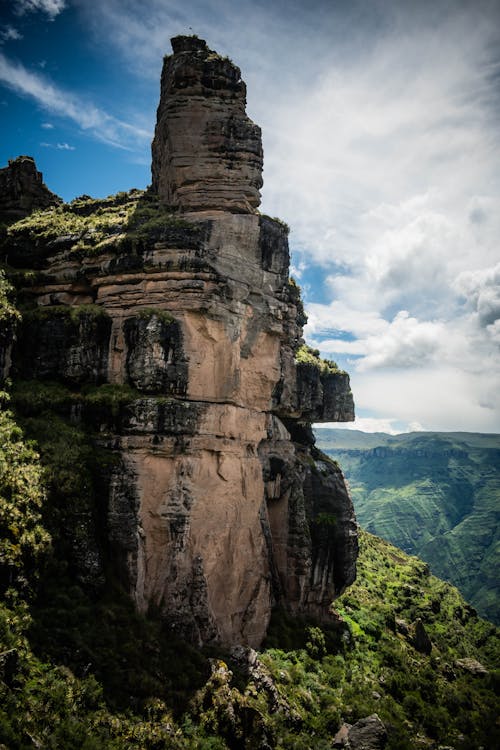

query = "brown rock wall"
[
  {"left": 109, "top": 402, "right": 271, "bottom": 646},
  {"left": 3, "top": 37, "right": 358, "bottom": 646}
]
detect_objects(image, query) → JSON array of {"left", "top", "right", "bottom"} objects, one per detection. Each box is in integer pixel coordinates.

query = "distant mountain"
[{"left": 315, "top": 429, "right": 500, "bottom": 624}]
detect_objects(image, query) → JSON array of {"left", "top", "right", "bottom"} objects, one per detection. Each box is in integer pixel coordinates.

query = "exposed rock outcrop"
[
  {"left": 333, "top": 714, "right": 388, "bottom": 749},
  {"left": 412, "top": 617, "right": 432, "bottom": 654},
  {"left": 151, "top": 36, "right": 263, "bottom": 213},
  {"left": 0, "top": 156, "right": 61, "bottom": 223},
  {"left": 455, "top": 657, "right": 488, "bottom": 675},
  {"left": 0, "top": 36, "right": 357, "bottom": 647}
]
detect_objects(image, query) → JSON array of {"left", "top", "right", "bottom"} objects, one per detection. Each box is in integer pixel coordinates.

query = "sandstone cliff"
[{"left": 0, "top": 36, "right": 357, "bottom": 647}]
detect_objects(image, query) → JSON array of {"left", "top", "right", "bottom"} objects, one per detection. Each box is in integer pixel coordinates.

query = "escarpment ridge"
[{"left": 0, "top": 36, "right": 356, "bottom": 647}]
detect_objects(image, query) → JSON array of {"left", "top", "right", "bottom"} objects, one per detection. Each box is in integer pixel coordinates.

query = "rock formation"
[
  {"left": 151, "top": 36, "right": 263, "bottom": 213},
  {"left": 0, "top": 36, "right": 357, "bottom": 647},
  {"left": 333, "top": 714, "right": 388, "bottom": 749},
  {"left": 0, "top": 156, "right": 61, "bottom": 223}
]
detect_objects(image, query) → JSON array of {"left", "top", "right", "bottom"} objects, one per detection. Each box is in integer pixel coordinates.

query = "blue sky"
[{"left": 1, "top": 0, "right": 500, "bottom": 433}]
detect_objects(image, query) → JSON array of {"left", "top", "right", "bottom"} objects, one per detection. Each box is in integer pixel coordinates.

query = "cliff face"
[{"left": 1, "top": 36, "right": 357, "bottom": 647}]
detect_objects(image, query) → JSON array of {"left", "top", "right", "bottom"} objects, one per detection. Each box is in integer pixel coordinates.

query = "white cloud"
[
  {"left": 41, "top": 121, "right": 54, "bottom": 128},
  {"left": 14, "top": 0, "right": 66, "bottom": 20},
  {"left": 0, "top": 51, "right": 151, "bottom": 149},
  {"left": 486, "top": 319, "right": 500, "bottom": 345},
  {"left": 41, "top": 141, "right": 75, "bottom": 150},
  {"left": 455, "top": 262, "right": 500, "bottom": 329},
  {"left": 351, "top": 366, "right": 500, "bottom": 434},
  {"left": 0, "top": 25, "right": 23, "bottom": 42},
  {"left": 315, "top": 311, "right": 446, "bottom": 371}
]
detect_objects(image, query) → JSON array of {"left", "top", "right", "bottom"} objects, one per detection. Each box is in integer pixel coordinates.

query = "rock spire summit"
[{"left": 151, "top": 35, "right": 263, "bottom": 213}]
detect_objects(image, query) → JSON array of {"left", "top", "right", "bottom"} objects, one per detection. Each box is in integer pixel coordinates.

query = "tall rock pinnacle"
[
  {"left": 2, "top": 37, "right": 357, "bottom": 648},
  {"left": 151, "top": 35, "right": 263, "bottom": 213}
]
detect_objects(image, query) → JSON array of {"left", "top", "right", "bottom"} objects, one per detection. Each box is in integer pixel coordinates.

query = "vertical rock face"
[
  {"left": 151, "top": 36, "right": 263, "bottom": 213},
  {"left": 2, "top": 36, "right": 357, "bottom": 647}
]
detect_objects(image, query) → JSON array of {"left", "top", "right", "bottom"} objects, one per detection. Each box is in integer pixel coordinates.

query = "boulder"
[
  {"left": 413, "top": 618, "right": 432, "bottom": 655},
  {"left": 333, "top": 714, "right": 387, "bottom": 749}
]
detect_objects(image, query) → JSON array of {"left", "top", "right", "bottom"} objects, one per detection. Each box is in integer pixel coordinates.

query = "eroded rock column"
[{"left": 151, "top": 36, "right": 263, "bottom": 213}]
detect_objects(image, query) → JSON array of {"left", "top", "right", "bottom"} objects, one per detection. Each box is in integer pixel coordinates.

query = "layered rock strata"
[
  {"left": 1, "top": 36, "right": 357, "bottom": 647},
  {"left": 152, "top": 36, "right": 263, "bottom": 213}
]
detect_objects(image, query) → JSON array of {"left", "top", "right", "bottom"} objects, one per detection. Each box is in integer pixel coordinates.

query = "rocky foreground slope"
[{"left": 0, "top": 36, "right": 356, "bottom": 647}]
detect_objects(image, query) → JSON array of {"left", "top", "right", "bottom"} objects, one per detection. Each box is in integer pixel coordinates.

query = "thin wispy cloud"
[
  {"left": 318, "top": 417, "right": 403, "bottom": 435},
  {"left": 41, "top": 141, "right": 75, "bottom": 150},
  {"left": 14, "top": 0, "right": 66, "bottom": 20},
  {"left": 0, "top": 25, "right": 23, "bottom": 42},
  {"left": 0, "top": 51, "right": 151, "bottom": 150},
  {"left": 41, "top": 121, "right": 54, "bottom": 129}
]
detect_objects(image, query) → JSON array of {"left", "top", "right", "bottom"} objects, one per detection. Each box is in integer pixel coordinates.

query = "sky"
[{"left": 1, "top": 0, "right": 499, "bottom": 434}]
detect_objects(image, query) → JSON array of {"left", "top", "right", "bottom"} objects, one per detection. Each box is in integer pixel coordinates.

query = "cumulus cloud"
[
  {"left": 455, "top": 262, "right": 500, "bottom": 329},
  {"left": 14, "top": 0, "right": 66, "bottom": 20},
  {"left": 351, "top": 365, "right": 500, "bottom": 433},
  {"left": 486, "top": 319, "right": 500, "bottom": 345},
  {"left": 315, "top": 311, "right": 445, "bottom": 371},
  {"left": 0, "top": 51, "right": 151, "bottom": 149}
]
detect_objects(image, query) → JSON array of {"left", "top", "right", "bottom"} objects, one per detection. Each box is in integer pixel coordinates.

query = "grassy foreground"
[{"left": 0, "top": 404, "right": 498, "bottom": 749}]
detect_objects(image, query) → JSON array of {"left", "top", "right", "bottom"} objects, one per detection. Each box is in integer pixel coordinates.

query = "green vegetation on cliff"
[
  {"left": 1, "top": 252, "right": 498, "bottom": 749},
  {"left": 1, "top": 190, "right": 198, "bottom": 259},
  {"left": 0, "top": 271, "right": 20, "bottom": 329},
  {"left": 0, "top": 405, "right": 50, "bottom": 596},
  {"left": 315, "top": 428, "right": 500, "bottom": 625},
  {"left": 0, "top": 399, "right": 498, "bottom": 748},
  {"left": 295, "top": 344, "right": 341, "bottom": 375}
]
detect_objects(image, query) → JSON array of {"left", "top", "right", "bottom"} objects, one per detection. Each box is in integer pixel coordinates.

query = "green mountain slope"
[{"left": 315, "top": 428, "right": 500, "bottom": 624}]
